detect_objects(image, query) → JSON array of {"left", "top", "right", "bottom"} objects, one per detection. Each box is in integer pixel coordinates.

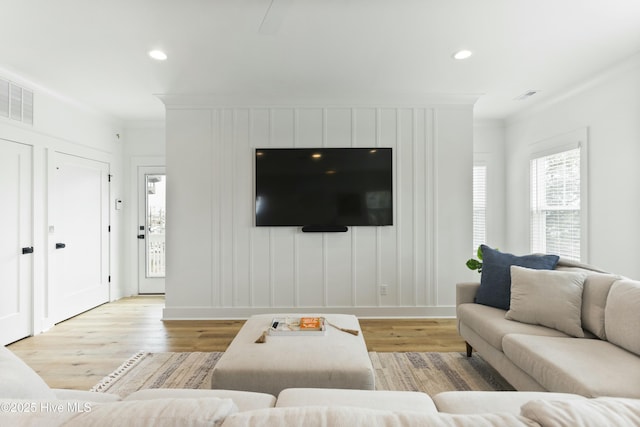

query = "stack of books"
[{"left": 268, "top": 316, "right": 327, "bottom": 336}]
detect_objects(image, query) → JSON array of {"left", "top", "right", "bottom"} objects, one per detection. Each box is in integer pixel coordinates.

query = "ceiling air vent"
[
  {"left": 514, "top": 90, "right": 539, "bottom": 101},
  {"left": 0, "top": 77, "right": 34, "bottom": 126}
]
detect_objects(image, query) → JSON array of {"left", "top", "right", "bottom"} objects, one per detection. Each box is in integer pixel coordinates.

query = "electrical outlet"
[{"left": 379, "top": 284, "right": 388, "bottom": 296}]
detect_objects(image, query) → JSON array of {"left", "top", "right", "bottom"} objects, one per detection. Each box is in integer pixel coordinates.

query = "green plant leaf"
[
  {"left": 466, "top": 259, "right": 482, "bottom": 271},
  {"left": 477, "top": 245, "right": 483, "bottom": 261}
]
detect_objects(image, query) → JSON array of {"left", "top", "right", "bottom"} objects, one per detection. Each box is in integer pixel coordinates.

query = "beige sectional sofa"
[
  {"left": 457, "top": 256, "right": 640, "bottom": 398},
  {"left": 3, "top": 338, "right": 640, "bottom": 425}
]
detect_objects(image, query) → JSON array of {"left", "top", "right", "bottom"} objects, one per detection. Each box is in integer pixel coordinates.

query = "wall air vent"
[
  {"left": 22, "top": 87, "right": 34, "bottom": 125},
  {"left": 0, "top": 79, "right": 9, "bottom": 118},
  {"left": 0, "top": 77, "right": 34, "bottom": 126}
]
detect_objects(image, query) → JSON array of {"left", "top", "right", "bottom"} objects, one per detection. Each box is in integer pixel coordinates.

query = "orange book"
[{"left": 299, "top": 317, "right": 323, "bottom": 331}]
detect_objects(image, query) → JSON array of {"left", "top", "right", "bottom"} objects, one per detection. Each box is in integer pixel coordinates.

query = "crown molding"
[{"left": 155, "top": 93, "right": 482, "bottom": 109}]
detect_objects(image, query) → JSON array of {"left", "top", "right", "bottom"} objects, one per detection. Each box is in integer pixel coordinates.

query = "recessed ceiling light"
[
  {"left": 148, "top": 50, "right": 167, "bottom": 61},
  {"left": 453, "top": 50, "right": 473, "bottom": 60}
]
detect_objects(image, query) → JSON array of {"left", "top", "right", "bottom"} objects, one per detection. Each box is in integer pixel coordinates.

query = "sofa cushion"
[
  {"left": 505, "top": 266, "right": 587, "bottom": 338},
  {"left": 502, "top": 334, "right": 640, "bottom": 398},
  {"left": 65, "top": 397, "right": 237, "bottom": 427},
  {"left": 276, "top": 388, "right": 437, "bottom": 413},
  {"left": 554, "top": 257, "right": 608, "bottom": 274},
  {"left": 220, "top": 406, "right": 535, "bottom": 427},
  {"left": 457, "top": 303, "right": 569, "bottom": 352},
  {"left": 433, "top": 391, "right": 585, "bottom": 415},
  {"left": 0, "top": 400, "right": 79, "bottom": 427},
  {"left": 125, "top": 388, "right": 276, "bottom": 411},
  {"left": 521, "top": 397, "right": 640, "bottom": 427},
  {"left": 581, "top": 273, "right": 619, "bottom": 339},
  {"left": 475, "top": 245, "right": 559, "bottom": 310},
  {"left": 605, "top": 280, "right": 640, "bottom": 356},
  {"left": 0, "top": 346, "right": 56, "bottom": 400}
]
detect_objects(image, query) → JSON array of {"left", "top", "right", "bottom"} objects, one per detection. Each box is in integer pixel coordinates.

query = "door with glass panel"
[{"left": 138, "top": 166, "right": 166, "bottom": 293}]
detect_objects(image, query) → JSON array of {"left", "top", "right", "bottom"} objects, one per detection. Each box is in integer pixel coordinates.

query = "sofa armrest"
[{"left": 456, "top": 282, "right": 480, "bottom": 306}]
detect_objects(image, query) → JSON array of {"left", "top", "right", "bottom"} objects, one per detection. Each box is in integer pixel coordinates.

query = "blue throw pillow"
[{"left": 475, "top": 245, "right": 559, "bottom": 310}]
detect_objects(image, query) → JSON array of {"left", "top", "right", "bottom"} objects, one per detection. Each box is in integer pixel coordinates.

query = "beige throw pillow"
[
  {"left": 521, "top": 397, "right": 640, "bottom": 427},
  {"left": 581, "top": 273, "right": 619, "bottom": 340},
  {"left": 505, "top": 266, "right": 588, "bottom": 337},
  {"left": 604, "top": 280, "right": 640, "bottom": 356}
]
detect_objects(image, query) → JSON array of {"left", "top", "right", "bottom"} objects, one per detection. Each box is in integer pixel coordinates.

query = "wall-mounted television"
[{"left": 255, "top": 148, "right": 393, "bottom": 228}]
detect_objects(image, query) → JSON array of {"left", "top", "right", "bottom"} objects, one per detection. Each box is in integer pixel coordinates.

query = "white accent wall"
[
  {"left": 504, "top": 54, "right": 640, "bottom": 279},
  {"left": 162, "top": 97, "right": 477, "bottom": 319}
]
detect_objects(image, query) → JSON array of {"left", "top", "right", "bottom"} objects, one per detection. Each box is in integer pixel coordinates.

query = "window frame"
[{"left": 528, "top": 128, "right": 589, "bottom": 262}]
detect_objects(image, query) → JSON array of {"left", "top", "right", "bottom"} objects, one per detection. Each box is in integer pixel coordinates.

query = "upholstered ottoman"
[{"left": 211, "top": 314, "right": 375, "bottom": 395}]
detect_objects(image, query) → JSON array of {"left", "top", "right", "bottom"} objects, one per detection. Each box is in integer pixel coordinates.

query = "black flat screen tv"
[{"left": 255, "top": 148, "right": 393, "bottom": 227}]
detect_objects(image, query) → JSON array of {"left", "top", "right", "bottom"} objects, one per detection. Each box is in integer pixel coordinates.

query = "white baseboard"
[{"left": 162, "top": 305, "right": 456, "bottom": 320}]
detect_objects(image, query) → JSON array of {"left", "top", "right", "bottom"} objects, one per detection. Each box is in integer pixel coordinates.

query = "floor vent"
[{"left": 0, "top": 77, "right": 34, "bottom": 126}]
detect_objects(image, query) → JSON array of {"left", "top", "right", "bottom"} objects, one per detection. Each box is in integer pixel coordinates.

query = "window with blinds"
[
  {"left": 473, "top": 164, "right": 487, "bottom": 253},
  {"left": 530, "top": 147, "right": 581, "bottom": 260}
]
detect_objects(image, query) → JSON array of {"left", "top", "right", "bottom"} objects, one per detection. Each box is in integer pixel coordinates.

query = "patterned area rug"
[{"left": 91, "top": 351, "right": 514, "bottom": 396}]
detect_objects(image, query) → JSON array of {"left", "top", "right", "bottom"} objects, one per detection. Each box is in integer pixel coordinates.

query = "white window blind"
[
  {"left": 530, "top": 148, "right": 581, "bottom": 260},
  {"left": 473, "top": 164, "right": 487, "bottom": 253}
]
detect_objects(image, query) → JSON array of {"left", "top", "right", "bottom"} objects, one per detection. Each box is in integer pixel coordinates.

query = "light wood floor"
[{"left": 8, "top": 296, "right": 465, "bottom": 390}]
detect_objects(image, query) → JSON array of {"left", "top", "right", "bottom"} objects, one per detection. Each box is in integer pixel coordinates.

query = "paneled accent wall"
[{"left": 163, "top": 100, "right": 474, "bottom": 318}]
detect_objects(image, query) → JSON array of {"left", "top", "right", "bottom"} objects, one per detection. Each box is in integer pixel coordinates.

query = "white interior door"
[
  {"left": 0, "top": 139, "right": 33, "bottom": 345},
  {"left": 50, "top": 152, "right": 110, "bottom": 323},
  {"left": 138, "top": 166, "right": 166, "bottom": 294}
]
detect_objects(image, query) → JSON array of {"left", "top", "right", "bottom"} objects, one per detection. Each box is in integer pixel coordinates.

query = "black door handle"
[
  {"left": 22, "top": 247, "right": 34, "bottom": 254},
  {"left": 55, "top": 243, "right": 66, "bottom": 249},
  {"left": 137, "top": 234, "right": 145, "bottom": 239}
]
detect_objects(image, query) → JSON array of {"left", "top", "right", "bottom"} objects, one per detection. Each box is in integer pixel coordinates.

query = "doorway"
[{"left": 138, "top": 166, "right": 166, "bottom": 294}]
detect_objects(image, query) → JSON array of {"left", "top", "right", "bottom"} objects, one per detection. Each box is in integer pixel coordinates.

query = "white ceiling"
[{"left": 2, "top": 0, "right": 640, "bottom": 122}]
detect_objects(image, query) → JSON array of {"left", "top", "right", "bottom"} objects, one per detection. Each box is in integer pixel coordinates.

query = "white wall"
[
  {"left": 504, "top": 54, "right": 640, "bottom": 279},
  {"left": 0, "top": 71, "right": 124, "bottom": 333},
  {"left": 162, "top": 98, "right": 476, "bottom": 319}
]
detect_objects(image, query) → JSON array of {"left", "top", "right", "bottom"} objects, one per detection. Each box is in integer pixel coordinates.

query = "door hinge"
[
  {"left": 108, "top": 276, "right": 111, "bottom": 283},
  {"left": 108, "top": 225, "right": 111, "bottom": 232},
  {"left": 108, "top": 174, "right": 113, "bottom": 182}
]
